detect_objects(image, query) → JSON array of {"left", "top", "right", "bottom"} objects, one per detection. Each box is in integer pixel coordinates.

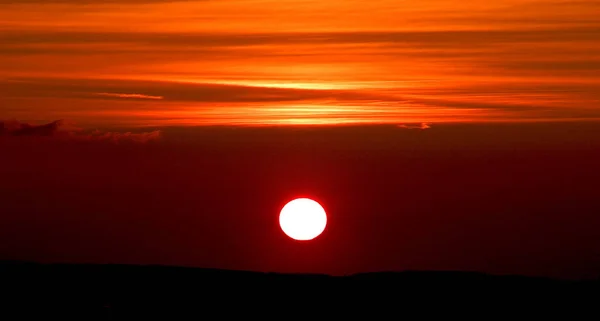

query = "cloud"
[
  {"left": 1, "top": 78, "right": 398, "bottom": 104},
  {"left": 1, "top": 1, "right": 599, "bottom": 127},
  {"left": 96, "top": 93, "right": 164, "bottom": 100},
  {"left": 2, "top": 27, "right": 599, "bottom": 49},
  {"left": 0, "top": 120, "right": 161, "bottom": 143},
  {"left": 3, "top": 76, "right": 599, "bottom": 126},
  {"left": 397, "top": 123, "right": 431, "bottom": 130},
  {"left": 1, "top": 119, "right": 64, "bottom": 136},
  {"left": 0, "top": 0, "right": 202, "bottom": 3},
  {"left": 78, "top": 129, "right": 162, "bottom": 143}
]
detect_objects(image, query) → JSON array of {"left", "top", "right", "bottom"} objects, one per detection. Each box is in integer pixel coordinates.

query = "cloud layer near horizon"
[
  {"left": 1, "top": 0, "right": 599, "bottom": 127},
  {"left": 0, "top": 119, "right": 161, "bottom": 143}
]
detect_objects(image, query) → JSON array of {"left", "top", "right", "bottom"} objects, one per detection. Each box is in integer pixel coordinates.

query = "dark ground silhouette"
[{"left": 1, "top": 261, "right": 599, "bottom": 319}]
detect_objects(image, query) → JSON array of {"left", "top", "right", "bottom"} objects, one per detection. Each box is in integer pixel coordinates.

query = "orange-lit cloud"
[
  {"left": 96, "top": 93, "right": 164, "bottom": 100},
  {"left": 398, "top": 123, "right": 431, "bottom": 130},
  {"left": 1, "top": 0, "right": 599, "bottom": 127}
]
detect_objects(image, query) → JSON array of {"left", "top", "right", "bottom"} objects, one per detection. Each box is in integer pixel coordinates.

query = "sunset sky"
[
  {"left": 1, "top": 0, "right": 599, "bottom": 127},
  {"left": 1, "top": 1, "right": 600, "bottom": 279}
]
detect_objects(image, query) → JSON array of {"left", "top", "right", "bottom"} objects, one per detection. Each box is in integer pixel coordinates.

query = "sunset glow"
[{"left": 1, "top": 0, "right": 599, "bottom": 127}]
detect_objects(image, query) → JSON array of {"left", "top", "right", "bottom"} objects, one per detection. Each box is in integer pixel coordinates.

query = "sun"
[{"left": 279, "top": 198, "right": 327, "bottom": 241}]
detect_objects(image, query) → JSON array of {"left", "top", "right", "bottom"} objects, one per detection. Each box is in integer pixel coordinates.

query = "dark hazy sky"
[{"left": 1, "top": 121, "right": 599, "bottom": 279}]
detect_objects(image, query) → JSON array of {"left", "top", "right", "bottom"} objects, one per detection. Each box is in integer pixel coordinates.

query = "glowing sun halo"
[{"left": 279, "top": 198, "right": 327, "bottom": 241}]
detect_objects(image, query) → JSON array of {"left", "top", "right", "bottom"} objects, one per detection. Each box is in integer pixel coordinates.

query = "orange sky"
[{"left": 1, "top": 0, "right": 599, "bottom": 127}]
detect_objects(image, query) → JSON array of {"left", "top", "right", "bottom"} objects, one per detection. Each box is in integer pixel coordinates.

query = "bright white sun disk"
[{"left": 279, "top": 198, "right": 327, "bottom": 241}]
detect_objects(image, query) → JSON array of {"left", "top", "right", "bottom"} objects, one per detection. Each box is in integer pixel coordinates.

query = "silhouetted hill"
[{"left": 1, "top": 261, "right": 598, "bottom": 319}]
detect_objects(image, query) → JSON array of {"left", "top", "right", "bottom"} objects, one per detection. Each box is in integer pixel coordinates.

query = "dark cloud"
[
  {"left": 1, "top": 119, "right": 63, "bottom": 136},
  {"left": 419, "top": 0, "right": 600, "bottom": 27},
  {"left": 0, "top": 78, "right": 399, "bottom": 104},
  {"left": 487, "top": 60, "right": 600, "bottom": 74},
  {"left": 78, "top": 129, "right": 162, "bottom": 143},
  {"left": 0, "top": 119, "right": 161, "bottom": 143},
  {"left": 3, "top": 28, "right": 598, "bottom": 80},
  {"left": 2, "top": 27, "right": 599, "bottom": 49}
]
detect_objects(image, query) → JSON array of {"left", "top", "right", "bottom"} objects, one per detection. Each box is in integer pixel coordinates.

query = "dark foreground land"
[{"left": 2, "top": 261, "right": 599, "bottom": 319}]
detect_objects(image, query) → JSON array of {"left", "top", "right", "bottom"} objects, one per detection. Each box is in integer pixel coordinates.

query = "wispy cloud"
[
  {"left": 96, "top": 93, "right": 164, "bottom": 100},
  {"left": 2, "top": 76, "right": 599, "bottom": 127},
  {"left": 1, "top": 77, "right": 398, "bottom": 103},
  {"left": 397, "top": 123, "right": 431, "bottom": 130},
  {"left": 1, "top": 0, "right": 599, "bottom": 126}
]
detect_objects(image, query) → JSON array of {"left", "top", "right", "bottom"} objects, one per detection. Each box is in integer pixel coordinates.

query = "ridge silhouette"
[{"left": 2, "top": 261, "right": 598, "bottom": 319}]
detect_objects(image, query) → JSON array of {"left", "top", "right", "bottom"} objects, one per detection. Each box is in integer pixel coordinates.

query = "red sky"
[
  {"left": 2, "top": 121, "right": 600, "bottom": 279},
  {"left": 1, "top": 0, "right": 600, "bottom": 126}
]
